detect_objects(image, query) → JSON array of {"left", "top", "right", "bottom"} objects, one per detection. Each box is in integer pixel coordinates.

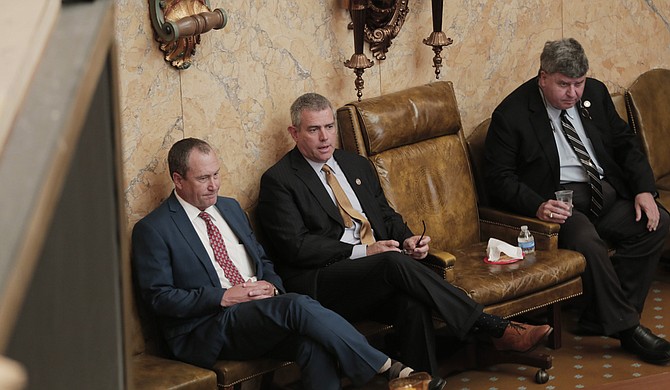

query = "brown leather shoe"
[{"left": 491, "top": 322, "right": 553, "bottom": 353}]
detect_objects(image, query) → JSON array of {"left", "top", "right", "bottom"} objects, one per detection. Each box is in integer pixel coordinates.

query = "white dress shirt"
[
  {"left": 176, "top": 192, "right": 257, "bottom": 288},
  {"left": 541, "top": 93, "right": 604, "bottom": 183}
]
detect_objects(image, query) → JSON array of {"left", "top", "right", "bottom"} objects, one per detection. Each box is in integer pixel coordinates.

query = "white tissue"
[{"left": 486, "top": 238, "right": 524, "bottom": 261}]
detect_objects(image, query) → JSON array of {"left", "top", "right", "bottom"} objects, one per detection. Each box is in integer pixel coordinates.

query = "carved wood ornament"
[{"left": 149, "top": 0, "right": 227, "bottom": 69}]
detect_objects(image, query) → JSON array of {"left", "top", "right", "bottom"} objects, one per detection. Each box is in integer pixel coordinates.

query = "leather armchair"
[
  {"left": 337, "top": 81, "right": 586, "bottom": 383},
  {"left": 129, "top": 267, "right": 291, "bottom": 390},
  {"left": 625, "top": 69, "right": 670, "bottom": 259}
]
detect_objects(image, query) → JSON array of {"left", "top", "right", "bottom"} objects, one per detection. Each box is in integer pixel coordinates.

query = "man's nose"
[{"left": 319, "top": 128, "right": 330, "bottom": 139}]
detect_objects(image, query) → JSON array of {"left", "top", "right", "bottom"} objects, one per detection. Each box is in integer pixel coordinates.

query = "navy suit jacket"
[
  {"left": 132, "top": 193, "right": 284, "bottom": 368},
  {"left": 257, "top": 148, "right": 411, "bottom": 297},
  {"left": 484, "top": 76, "right": 656, "bottom": 217}
]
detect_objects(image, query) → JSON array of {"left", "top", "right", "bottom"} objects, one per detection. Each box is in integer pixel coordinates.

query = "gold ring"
[{"left": 549, "top": 212, "right": 553, "bottom": 219}]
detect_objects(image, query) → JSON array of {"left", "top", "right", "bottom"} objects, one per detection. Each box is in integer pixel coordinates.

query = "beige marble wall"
[{"left": 116, "top": 0, "right": 670, "bottom": 228}]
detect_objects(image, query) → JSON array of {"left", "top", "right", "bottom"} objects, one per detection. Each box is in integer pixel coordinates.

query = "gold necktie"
[{"left": 321, "top": 164, "right": 375, "bottom": 245}]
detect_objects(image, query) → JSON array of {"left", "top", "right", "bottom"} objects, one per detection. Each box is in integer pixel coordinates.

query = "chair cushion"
[
  {"left": 132, "top": 354, "right": 217, "bottom": 390},
  {"left": 451, "top": 242, "right": 585, "bottom": 309},
  {"left": 212, "top": 359, "right": 292, "bottom": 387}
]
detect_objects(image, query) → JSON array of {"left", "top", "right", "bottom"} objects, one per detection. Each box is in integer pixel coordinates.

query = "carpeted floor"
[{"left": 442, "top": 266, "right": 670, "bottom": 389}]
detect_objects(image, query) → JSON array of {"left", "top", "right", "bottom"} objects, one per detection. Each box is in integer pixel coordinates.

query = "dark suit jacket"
[
  {"left": 132, "top": 193, "right": 285, "bottom": 368},
  {"left": 257, "top": 148, "right": 411, "bottom": 297},
  {"left": 484, "top": 76, "right": 656, "bottom": 217}
]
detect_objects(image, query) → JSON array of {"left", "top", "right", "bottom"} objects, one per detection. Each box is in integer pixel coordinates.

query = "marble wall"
[{"left": 115, "top": 0, "right": 670, "bottom": 228}]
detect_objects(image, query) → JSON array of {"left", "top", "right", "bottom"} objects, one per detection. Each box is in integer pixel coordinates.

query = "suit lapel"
[
  {"left": 289, "top": 148, "right": 344, "bottom": 226},
  {"left": 215, "top": 199, "right": 259, "bottom": 266},
  {"left": 529, "top": 84, "right": 561, "bottom": 185},
  {"left": 167, "top": 193, "right": 221, "bottom": 287},
  {"left": 579, "top": 88, "right": 606, "bottom": 159}
]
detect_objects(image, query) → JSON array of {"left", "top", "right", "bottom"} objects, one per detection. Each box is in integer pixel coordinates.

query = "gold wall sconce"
[
  {"left": 343, "top": 0, "right": 452, "bottom": 100},
  {"left": 150, "top": 0, "right": 228, "bottom": 69},
  {"left": 423, "top": 0, "right": 452, "bottom": 79},
  {"left": 344, "top": 0, "right": 409, "bottom": 101}
]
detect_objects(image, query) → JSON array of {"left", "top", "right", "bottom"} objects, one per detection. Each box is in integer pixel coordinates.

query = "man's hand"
[
  {"left": 635, "top": 192, "right": 660, "bottom": 231},
  {"left": 402, "top": 235, "right": 431, "bottom": 260},
  {"left": 365, "top": 240, "right": 402, "bottom": 256},
  {"left": 220, "top": 280, "right": 276, "bottom": 307},
  {"left": 536, "top": 200, "right": 571, "bottom": 223}
]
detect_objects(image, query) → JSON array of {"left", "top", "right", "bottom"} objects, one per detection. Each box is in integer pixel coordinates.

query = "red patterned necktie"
[{"left": 199, "top": 211, "right": 245, "bottom": 286}]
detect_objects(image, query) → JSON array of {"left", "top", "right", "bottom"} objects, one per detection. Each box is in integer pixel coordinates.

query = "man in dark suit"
[
  {"left": 132, "top": 138, "right": 448, "bottom": 390},
  {"left": 257, "top": 93, "right": 552, "bottom": 374},
  {"left": 485, "top": 38, "right": 670, "bottom": 364}
]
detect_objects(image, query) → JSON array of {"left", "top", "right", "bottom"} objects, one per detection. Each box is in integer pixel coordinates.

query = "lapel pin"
[
  {"left": 356, "top": 178, "right": 362, "bottom": 185},
  {"left": 583, "top": 100, "right": 591, "bottom": 108}
]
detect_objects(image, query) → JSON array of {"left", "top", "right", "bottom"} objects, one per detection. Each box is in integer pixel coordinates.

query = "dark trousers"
[
  {"left": 216, "top": 293, "right": 386, "bottom": 390},
  {"left": 560, "top": 181, "right": 670, "bottom": 335},
  {"left": 314, "top": 252, "right": 484, "bottom": 374}
]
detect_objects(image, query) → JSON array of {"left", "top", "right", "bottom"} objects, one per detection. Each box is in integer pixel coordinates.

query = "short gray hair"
[
  {"left": 290, "top": 93, "right": 335, "bottom": 127},
  {"left": 540, "top": 38, "right": 589, "bottom": 78}
]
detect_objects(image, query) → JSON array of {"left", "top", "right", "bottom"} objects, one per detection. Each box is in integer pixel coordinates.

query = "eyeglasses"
[{"left": 402, "top": 220, "right": 426, "bottom": 255}]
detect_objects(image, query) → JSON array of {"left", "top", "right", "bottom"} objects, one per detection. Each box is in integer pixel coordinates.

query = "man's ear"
[
  {"left": 288, "top": 125, "right": 298, "bottom": 141},
  {"left": 172, "top": 172, "right": 183, "bottom": 190}
]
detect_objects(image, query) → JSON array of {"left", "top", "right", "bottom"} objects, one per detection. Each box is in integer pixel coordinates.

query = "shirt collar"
[
  {"left": 175, "top": 191, "right": 219, "bottom": 222},
  {"left": 304, "top": 155, "right": 338, "bottom": 175}
]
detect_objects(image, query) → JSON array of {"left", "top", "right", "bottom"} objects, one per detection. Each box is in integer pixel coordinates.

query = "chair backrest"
[
  {"left": 626, "top": 68, "right": 670, "bottom": 184},
  {"left": 610, "top": 92, "right": 629, "bottom": 124},
  {"left": 337, "top": 81, "right": 481, "bottom": 251},
  {"left": 465, "top": 118, "right": 491, "bottom": 207}
]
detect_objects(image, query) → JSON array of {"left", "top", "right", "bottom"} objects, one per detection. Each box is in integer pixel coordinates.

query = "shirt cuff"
[{"left": 351, "top": 244, "right": 367, "bottom": 259}]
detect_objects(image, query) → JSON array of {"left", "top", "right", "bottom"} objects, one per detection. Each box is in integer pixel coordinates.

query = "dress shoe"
[
  {"left": 428, "top": 376, "right": 447, "bottom": 390},
  {"left": 619, "top": 325, "right": 670, "bottom": 364},
  {"left": 492, "top": 322, "right": 553, "bottom": 353}
]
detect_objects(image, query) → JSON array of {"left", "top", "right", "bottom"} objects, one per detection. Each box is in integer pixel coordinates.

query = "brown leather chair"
[
  {"left": 625, "top": 69, "right": 670, "bottom": 259},
  {"left": 337, "top": 81, "right": 586, "bottom": 383},
  {"left": 129, "top": 268, "right": 291, "bottom": 390}
]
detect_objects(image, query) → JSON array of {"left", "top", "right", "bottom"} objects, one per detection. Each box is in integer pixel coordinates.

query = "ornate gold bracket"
[
  {"left": 149, "top": 0, "right": 227, "bottom": 69},
  {"left": 352, "top": 0, "right": 410, "bottom": 61},
  {"left": 422, "top": 0, "right": 452, "bottom": 79},
  {"left": 344, "top": 0, "right": 409, "bottom": 101}
]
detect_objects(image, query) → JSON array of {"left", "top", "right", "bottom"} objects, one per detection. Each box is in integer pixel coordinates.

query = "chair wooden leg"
[
  {"left": 260, "top": 372, "right": 276, "bottom": 389},
  {"left": 548, "top": 303, "right": 562, "bottom": 349}
]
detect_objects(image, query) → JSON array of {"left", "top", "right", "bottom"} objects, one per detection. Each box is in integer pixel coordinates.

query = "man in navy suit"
[
  {"left": 131, "top": 138, "right": 447, "bottom": 390},
  {"left": 257, "top": 93, "right": 552, "bottom": 375},
  {"left": 485, "top": 38, "right": 670, "bottom": 364}
]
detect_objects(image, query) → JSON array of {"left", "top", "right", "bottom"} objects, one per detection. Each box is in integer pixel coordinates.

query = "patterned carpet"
[{"left": 443, "top": 265, "right": 670, "bottom": 390}]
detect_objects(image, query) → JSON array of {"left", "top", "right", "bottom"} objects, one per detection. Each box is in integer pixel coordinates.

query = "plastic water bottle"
[{"left": 518, "top": 225, "right": 535, "bottom": 255}]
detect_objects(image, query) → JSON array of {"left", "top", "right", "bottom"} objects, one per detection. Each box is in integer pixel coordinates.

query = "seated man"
[
  {"left": 131, "top": 138, "right": 446, "bottom": 390},
  {"left": 484, "top": 38, "right": 670, "bottom": 364},
  {"left": 257, "top": 93, "right": 552, "bottom": 374}
]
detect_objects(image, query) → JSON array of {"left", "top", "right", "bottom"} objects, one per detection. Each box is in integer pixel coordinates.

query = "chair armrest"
[
  {"left": 478, "top": 207, "right": 561, "bottom": 251},
  {"left": 418, "top": 249, "right": 456, "bottom": 282}
]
